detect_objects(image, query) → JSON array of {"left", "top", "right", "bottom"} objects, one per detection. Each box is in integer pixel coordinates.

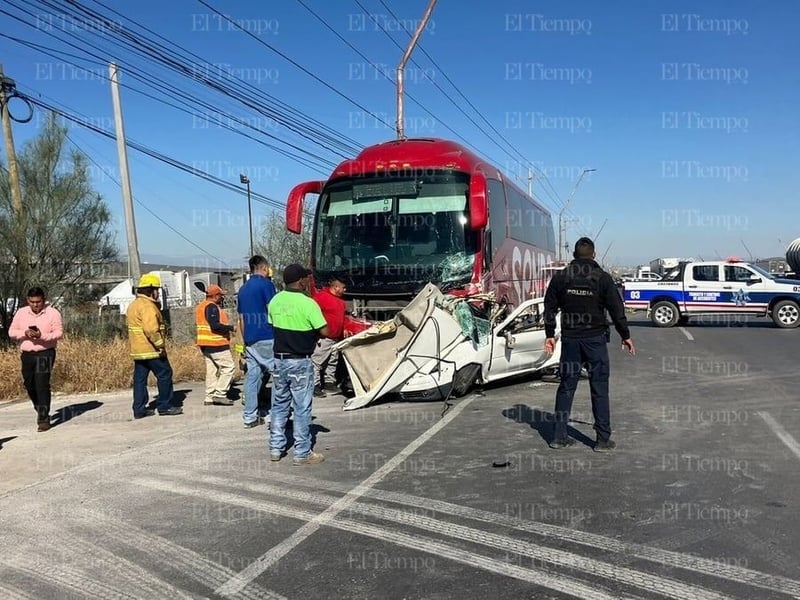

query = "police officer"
[{"left": 543, "top": 237, "right": 635, "bottom": 451}]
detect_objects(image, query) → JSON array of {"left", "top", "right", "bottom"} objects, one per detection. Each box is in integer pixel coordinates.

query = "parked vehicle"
[
  {"left": 623, "top": 259, "right": 800, "bottom": 328},
  {"left": 98, "top": 270, "right": 220, "bottom": 315}
]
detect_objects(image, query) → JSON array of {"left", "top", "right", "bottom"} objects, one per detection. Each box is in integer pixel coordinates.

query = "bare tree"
[
  {"left": 0, "top": 113, "right": 118, "bottom": 337},
  {"left": 254, "top": 208, "right": 313, "bottom": 278}
]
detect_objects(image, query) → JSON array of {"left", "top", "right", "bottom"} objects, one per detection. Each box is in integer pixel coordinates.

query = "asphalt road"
[{"left": 1, "top": 313, "right": 799, "bottom": 599}]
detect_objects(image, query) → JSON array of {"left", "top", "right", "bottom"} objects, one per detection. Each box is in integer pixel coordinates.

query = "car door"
[
  {"left": 684, "top": 264, "right": 724, "bottom": 314},
  {"left": 486, "top": 300, "right": 553, "bottom": 381},
  {"left": 723, "top": 264, "right": 768, "bottom": 315}
]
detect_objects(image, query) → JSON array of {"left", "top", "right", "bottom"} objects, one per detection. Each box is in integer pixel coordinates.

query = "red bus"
[{"left": 286, "top": 138, "right": 556, "bottom": 317}]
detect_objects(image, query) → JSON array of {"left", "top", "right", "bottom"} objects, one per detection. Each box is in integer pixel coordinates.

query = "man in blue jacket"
[{"left": 237, "top": 255, "right": 277, "bottom": 428}]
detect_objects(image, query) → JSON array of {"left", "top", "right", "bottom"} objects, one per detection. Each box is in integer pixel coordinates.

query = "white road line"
[
  {"left": 216, "top": 394, "right": 477, "bottom": 597},
  {"left": 65, "top": 509, "right": 285, "bottom": 600},
  {"left": 758, "top": 412, "right": 800, "bottom": 461},
  {"left": 0, "top": 581, "right": 37, "bottom": 600},
  {"left": 678, "top": 327, "right": 694, "bottom": 341},
  {"left": 168, "top": 472, "right": 731, "bottom": 600},
  {"left": 135, "top": 477, "right": 635, "bottom": 600},
  {"left": 0, "top": 552, "right": 136, "bottom": 600},
  {"left": 239, "top": 470, "right": 800, "bottom": 598},
  {"left": 3, "top": 530, "right": 195, "bottom": 600}
]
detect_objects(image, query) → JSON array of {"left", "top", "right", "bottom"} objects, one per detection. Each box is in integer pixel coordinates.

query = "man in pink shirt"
[{"left": 8, "top": 287, "right": 64, "bottom": 431}]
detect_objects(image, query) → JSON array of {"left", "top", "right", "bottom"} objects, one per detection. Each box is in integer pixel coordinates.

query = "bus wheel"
[
  {"left": 772, "top": 300, "right": 800, "bottom": 328},
  {"left": 452, "top": 364, "right": 482, "bottom": 397},
  {"left": 651, "top": 301, "right": 679, "bottom": 327}
]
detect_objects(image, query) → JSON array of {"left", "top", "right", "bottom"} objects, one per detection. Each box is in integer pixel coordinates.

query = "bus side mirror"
[
  {"left": 469, "top": 174, "right": 488, "bottom": 230},
  {"left": 286, "top": 181, "right": 324, "bottom": 234}
]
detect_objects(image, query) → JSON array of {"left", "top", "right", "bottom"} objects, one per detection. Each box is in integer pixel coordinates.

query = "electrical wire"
[{"left": 65, "top": 132, "right": 232, "bottom": 266}]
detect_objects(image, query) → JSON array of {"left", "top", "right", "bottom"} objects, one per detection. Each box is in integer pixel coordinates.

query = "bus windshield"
[{"left": 314, "top": 171, "right": 477, "bottom": 294}]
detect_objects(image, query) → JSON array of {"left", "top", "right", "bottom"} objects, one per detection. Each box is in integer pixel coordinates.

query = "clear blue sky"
[{"left": 2, "top": 0, "right": 798, "bottom": 268}]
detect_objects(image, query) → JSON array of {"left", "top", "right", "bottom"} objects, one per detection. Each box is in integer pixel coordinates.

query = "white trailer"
[{"left": 98, "top": 270, "right": 221, "bottom": 314}]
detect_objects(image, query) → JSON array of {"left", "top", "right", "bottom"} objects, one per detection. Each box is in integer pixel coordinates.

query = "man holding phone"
[{"left": 9, "top": 287, "right": 64, "bottom": 431}]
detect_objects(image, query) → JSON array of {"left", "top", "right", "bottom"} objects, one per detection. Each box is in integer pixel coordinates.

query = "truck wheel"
[
  {"left": 451, "top": 363, "right": 481, "bottom": 397},
  {"left": 772, "top": 300, "right": 800, "bottom": 328},
  {"left": 651, "top": 301, "right": 680, "bottom": 327}
]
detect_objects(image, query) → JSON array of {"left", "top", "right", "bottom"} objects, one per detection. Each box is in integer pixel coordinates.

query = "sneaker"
[
  {"left": 243, "top": 418, "right": 263, "bottom": 429},
  {"left": 134, "top": 409, "right": 156, "bottom": 419},
  {"left": 37, "top": 420, "right": 52, "bottom": 432},
  {"left": 549, "top": 437, "right": 576, "bottom": 449},
  {"left": 594, "top": 439, "right": 616, "bottom": 452},
  {"left": 322, "top": 383, "right": 339, "bottom": 393},
  {"left": 313, "top": 386, "right": 326, "bottom": 398},
  {"left": 203, "top": 399, "right": 214, "bottom": 405},
  {"left": 212, "top": 397, "right": 234, "bottom": 406},
  {"left": 158, "top": 407, "right": 183, "bottom": 416},
  {"left": 270, "top": 451, "right": 282, "bottom": 462},
  {"left": 292, "top": 452, "right": 325, "bottom": 466}
]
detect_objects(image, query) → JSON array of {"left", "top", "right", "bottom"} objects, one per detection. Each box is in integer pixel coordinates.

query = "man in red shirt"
[{"left": 312, "top": 276, "right": 346, "bottom": 397}]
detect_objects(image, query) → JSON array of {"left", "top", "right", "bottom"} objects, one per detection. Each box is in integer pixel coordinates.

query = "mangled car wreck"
[{"left": 335, "top": 284, "right": 561, "bottom": 410}]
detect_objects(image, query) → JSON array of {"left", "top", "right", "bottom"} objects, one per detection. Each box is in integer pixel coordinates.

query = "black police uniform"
[{"left": 543, "top": 258, "right": 631, "bottom": 444}]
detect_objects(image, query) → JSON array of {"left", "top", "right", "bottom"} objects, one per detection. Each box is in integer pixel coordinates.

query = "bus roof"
[
  {"left": 328, "top": 137, "right": 550, "bottom": 215},
  {"left": 331, "top": 138, "right": 496, "bottom": 178}
]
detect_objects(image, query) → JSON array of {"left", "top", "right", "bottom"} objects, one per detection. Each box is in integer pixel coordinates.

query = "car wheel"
[
  {"left": 452, "top": 363, "right": 481, "bottom": 397},
  {"left": 772, "top": 300, "right": 800, "bottom": 328},
  {"left": 651, "top": 301, "right": 680, "bottom": 327}
]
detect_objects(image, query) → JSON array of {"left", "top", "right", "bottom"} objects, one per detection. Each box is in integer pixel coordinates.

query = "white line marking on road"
[
  {"left": 758, "top": 411, "right": 800, "bottom": 462},
  {"left": 67, "top": 509, "right": 285, "bottom": 600},
  {"left": 168, "top": 472, "right": 730, "bottom": 600},
  {"left": 678, "top": 327, "right": 694, "bottom": 341},
  {"left": 234, "top": 470, "right": 800, "bottom": 598},
  {"left": 135, "top": 477, "right": 634, "bottom": 600},
  {"left": 0, "top": 581, "right": 37, "bottom": 600},
  {"left": 216, "top": 395, "right": 477, "bottom": 597}
]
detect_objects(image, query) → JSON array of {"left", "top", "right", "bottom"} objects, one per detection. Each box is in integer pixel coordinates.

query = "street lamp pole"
[
  {"left": 239, "top": 173, "right": 254, "bottom": 258},
  {"left": 558, "top": 168, "right": 596, "bottom": 263}
]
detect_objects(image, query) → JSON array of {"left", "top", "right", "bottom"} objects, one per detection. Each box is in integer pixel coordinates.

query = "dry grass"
[{"left": 0, "top": 337, "right": 236, "bottom": 401}]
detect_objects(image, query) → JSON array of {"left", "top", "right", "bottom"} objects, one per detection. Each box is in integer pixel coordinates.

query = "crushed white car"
[{"left": 335, "top": 284, "right": 561, "bottom": 410}]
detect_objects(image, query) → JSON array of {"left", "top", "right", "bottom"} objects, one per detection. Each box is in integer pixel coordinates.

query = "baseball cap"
[
  {"left": 206, "top": 284, "right": 228, "bottom": 296},
  {"left": 283, "top": 263, "right": 312, "bottom": 284}
]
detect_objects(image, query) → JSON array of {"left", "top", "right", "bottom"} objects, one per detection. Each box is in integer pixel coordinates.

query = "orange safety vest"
[{"left": 195, "top": 300, "right": 230, "bottom": 347}]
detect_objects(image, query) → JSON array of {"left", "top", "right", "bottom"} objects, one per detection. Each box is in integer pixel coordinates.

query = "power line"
[
  {"left": 1, "top": 31, "right": 337, "bottom": 172},
  {"left": 20, "top": 92, "right": 289, "bottom": 212},
  {"left": 1, "top": 0, "right": 362, "bottom": 166},
  {"left": 65, "top": 132, "right": 231, "bottom": 266},
  {"left": 350, "top": 0, "right": 565, "bottom": 214},
  {"left": 195, "top": 0, "right": 395, "bottom": 131}
]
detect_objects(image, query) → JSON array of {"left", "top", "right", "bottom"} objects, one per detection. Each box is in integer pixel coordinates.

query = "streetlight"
[
  {"left": 558, "top": 168, "right": 596, "bottom": 263},
  {"left": 239, "top": 173, "right": 254, "bottom": 258}
]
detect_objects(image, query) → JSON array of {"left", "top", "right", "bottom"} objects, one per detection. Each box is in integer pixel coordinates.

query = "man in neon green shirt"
[{"left": 268, "top": 264, "right": 329, "bottom": 464}]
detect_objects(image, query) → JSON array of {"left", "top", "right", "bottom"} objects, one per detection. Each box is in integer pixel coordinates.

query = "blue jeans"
[
  {"left": 553, "top": 334, "right": 611, "bottom": 441},
  {"left": 132, "top": 357, "right": 174, "bottom": 416},
  {"left": 244, "top": 339, "right": 274, "bottom": 424},
  {"left": 270, "top": 358, "right": 314, "bottom": 459}
]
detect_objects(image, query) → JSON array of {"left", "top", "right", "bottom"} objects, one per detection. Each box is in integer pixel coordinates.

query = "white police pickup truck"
[{"left": 623, "top": 259, "right": 800, "bottom": 328}]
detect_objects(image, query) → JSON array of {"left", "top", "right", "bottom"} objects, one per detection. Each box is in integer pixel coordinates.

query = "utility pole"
[
  {"left": 240, "top": 173, "right": 254, "bottom": 258},
  {"left": 109, "top": 62, "right": 142, "bottom": 283},
  {"left": 0, "top": 65, "right": 23, "bottom": 219},
  {"left": 1, "top": 65, "right": 28, "bottom": 307},
  {"left": 396, "top": 0, "right": 438, "bottom": 139},
  {"left": 557, "top": 168, "right": 596, "bottom": 263},
  {"left": 527, "top": 166, "right": 533, "bottom": 196}
]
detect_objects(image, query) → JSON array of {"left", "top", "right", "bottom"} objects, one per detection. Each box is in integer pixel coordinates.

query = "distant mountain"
[{"left": 138, "top": 254, "right": 246, "bottom": 270}]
